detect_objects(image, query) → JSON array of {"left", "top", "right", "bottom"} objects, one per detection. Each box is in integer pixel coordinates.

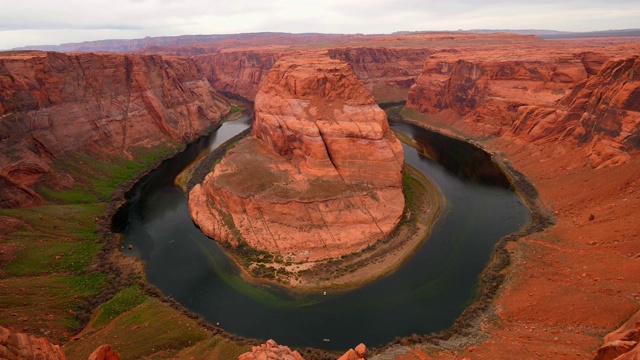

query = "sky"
[{"left": 1, "top": 0, "right": 639, "bottom": 50}]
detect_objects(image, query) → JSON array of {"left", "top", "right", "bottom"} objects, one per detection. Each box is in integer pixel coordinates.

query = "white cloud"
[{"left": 0, "top": 0, "right": 638, "bottom": 49}]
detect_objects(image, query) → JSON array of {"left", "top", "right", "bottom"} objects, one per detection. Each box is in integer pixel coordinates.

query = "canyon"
[
  {"left": 189, "top": 53, "right": 405, "bottom": 266},
  {"left": 0, "top": 51, "right": 230, "bottom": 208},
  {"left": 0, "top": 32, "right": 639, "bottom": 359}
]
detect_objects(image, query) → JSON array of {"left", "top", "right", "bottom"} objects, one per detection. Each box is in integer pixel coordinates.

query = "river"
[{"left": 113, "top": 112, "right": 530, "bottom": 350}]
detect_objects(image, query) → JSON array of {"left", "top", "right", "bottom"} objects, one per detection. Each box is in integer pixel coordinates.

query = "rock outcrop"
[
  {"left": 0, "top": 51, "right": 229, "bottom": 207},
  {"left": 338, "top": 343, "right": 367, "bottom": 360},
  {"left": 238, "top": 339, "right": 304, "bottom": 360},
  {"left": 88, "top": 345, "right": 121, "bottom": 360},
  {"left": 594, "top": 310, "right": 640, "bottom": 360},
  {"left": 189, "top": 53, "right": 404, "bottom": 262},
  {"left": 0, "top": 325, "right": 67, "bottom": 359}
]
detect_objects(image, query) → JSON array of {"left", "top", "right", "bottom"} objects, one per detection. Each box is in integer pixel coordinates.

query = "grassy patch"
[
  {"left": 174, "top": 337, "right": 251, "bottom": 360},
  {"left": 0, "top": 143, "right": 178, "bottom": 345},
  {"left": 38, "top": 185, "right": 99, "bottom": 204},
  {"left": 0, "top": 273, "right": 107, "bottom": 343},
  {"left": 63, "top": 297, "right": 208, "bottom": 360},
  {"left": 44, "top": 144, "right": 176, "bottom": 202},
  {"left": 229, "top": 104, "right": 244, "bottom": 114},
  {"left": 92, "top": 286, "right": 147, "bottom": 327},
  {"left": 0, "top": 204, "right": 105, "bottom": 277}
]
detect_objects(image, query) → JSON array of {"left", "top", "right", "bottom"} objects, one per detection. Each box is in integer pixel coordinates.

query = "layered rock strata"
[
  {"left": 0, "top": 51, "right": 229, "bottom": 207},
  {"left": 0, "top": 325, "right": 67, "bottom": 360},
  {"left": 194, "top": 51, "right": 280, "bottom": 100},
  {"left": 406, "top": 52, "right": 640, "bottom": 168},
  {"left": 327, "top": 47, "right": 432, "bottom": 102},
  {"left": 194, "top": 47, "right": 432, "bottom": 103},
  {"left": 189, "top": 53, "right": 404, "bottom": 262}
]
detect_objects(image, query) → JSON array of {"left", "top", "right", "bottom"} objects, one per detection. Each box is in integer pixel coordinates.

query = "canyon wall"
[
  {"left": 326, "top": 47, "right": 432, "bottom": 102},
  {"left": 406, "top": 52, "right": 640, "bottom": 167},
  {"left": 193, "top": 47, "right": 432, "bottom": 103},
  {"left": 189, "top": 53, "right": 405, "bottom": 262},
  {"left": 194, "top": 51, "right": 280, "bottom": 100},
  {"left": 0, "top": 51, "right": 229, "bottom": 207}
]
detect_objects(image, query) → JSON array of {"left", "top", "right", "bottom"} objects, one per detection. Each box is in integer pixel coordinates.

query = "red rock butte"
[{"left": 189, "top": 52, "right": 405, "bottom": 262}]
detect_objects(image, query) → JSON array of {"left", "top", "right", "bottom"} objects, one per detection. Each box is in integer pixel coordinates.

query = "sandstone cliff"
[
  {"left": 194, "top": 51, "right": 280, "bottom": 100},
  {"left": 327, "top": 47, "right": 432, "bottom": 102},
  {"left": 0, "top": 325, "right": 67, "bottom": 359},
  {"left": 0, "top": 51, "right": 229, "bottom": 207},
  {"left": 406, "top": 51, "right": 640, "bottom": 168},
  {"left": 511, "top": 55, "right": 640, "bottom": 168},
  {"left": 406, "top": 52, "right": 591, "bottom": 135},
  {"left": 189, "top": 53, "right": 404, "bottom": 263},
  {"left": 193, "top": 47, "right": 432, "bottom": 103}
]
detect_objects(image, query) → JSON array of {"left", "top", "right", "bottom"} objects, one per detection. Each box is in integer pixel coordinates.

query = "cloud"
[{"left": 0, "top": 0, "right": 638, "bottom": 49}]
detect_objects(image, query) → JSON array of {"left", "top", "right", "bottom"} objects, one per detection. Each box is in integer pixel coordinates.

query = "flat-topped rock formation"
[{"left": 189, "top": 53, "right": 404, "bottom": 262}]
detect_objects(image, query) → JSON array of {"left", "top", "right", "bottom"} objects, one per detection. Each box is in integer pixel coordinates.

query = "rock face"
[
  {"left": 88, "top": 344, "right": 121, "bottom": 360},
  {"left": 327, "top": 47, "right": 432, "bottom": 102},
  {"left": 406, "top": 53, "right": 590, "bottom": 136},
  {"left": 238, "top": 339, "right": 304, "bottom": 360},
  {"left": 338, "top": 343, "right": 367, "bottom": 360},
  {"left": 189, "top": 53, "right": 404, "bottom": 262},
  {"left": 0, "top": 51, "right": 229, "bottom": 208},
  {"left": 594, "top": 310, "right": 640, "bottom": 360},
  {"left": 194, "top": 51, "right": 280, "bottom": 100},
  {"left": 513, "top": 56, "right": 640, "bottom": 168},
  {"left": 194, "top": 47, "right": 432, "bottom": 103},
  {"left": 0, "top": 325, "right": 67, "bottom": 359},
  {"left": 407, "top": 52, "right": 640, "bottom": 168}
]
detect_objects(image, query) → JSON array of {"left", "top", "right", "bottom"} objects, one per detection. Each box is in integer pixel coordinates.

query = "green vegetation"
[
  {"left": 0, "top": 204, "right": 104, "bottom": 276},
  {"left": 92, "top": 285, "right": 147, "bottom": 327},
  {"left": 0, "top": 143, "right": 180, "bottom": 348},
  {"left": 0, "top": 273, "right": 107, "bottom": 343},
  {"left": 63, "top": 297, "right": 210, "bottom": 359},
  {"left": 41, "top": 143, "right": 176, "bottom": 203},
  {"left": 402, "top": 170, "right": 425, "bottom": 222},
  {"left": 229, "top": 104, "right": 244, "bottom": 114},
  {"left": 174, "top": 337, "right": 250, "bottom": 360}
]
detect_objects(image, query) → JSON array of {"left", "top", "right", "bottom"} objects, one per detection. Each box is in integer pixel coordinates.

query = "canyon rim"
[{"left": 0, "top": 31, "right": 639, "bottom": 359}]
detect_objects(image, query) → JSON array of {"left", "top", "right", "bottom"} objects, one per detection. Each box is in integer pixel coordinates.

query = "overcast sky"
[{"left": 1, "top": 0, "right": 639, "bottom": 50}]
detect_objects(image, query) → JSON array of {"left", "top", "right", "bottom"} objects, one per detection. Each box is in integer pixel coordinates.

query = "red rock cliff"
[
  {"left": 189, "top": 53, "right": 405, "bottom": 263},
  {"left": 406, "top": 50, "right": 640, "bottom": 168},
  {"left": 0, "top": 325, "right": 67, "bottom": 359},
  {"left": 0, "top": 51, "right": 229, "bottom": 207},
  {"left": 326, "top": 47, "right": 432, "bottom": 102},
  {"left": 510, "top": 56, "right": 640, "bottom": 168},
  {"left": 194, "top": 51, "right": 280, "bottom": 100},
  {"left": 194, "top": 47, "right": 432, "bottom": 103},
  {"left": 406, "top": 52, "right": 591, "bottom": 135}
]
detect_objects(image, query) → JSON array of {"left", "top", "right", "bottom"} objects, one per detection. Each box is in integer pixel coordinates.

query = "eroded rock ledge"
[{"left": 189, "top": 52, "right": 405, "bottom": 263}]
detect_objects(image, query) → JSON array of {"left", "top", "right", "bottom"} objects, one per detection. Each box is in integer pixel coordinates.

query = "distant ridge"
[
  {"left": 10, "top": 29, "right": 640, "bottom": 53},
  {"left": 393, "top": 28, "right": 640, "bottom": 39},
  {"left": 10, "top": 32, "right": 378, "bottom": 53},
  {"left": 461, "top": 28, "right": 640, "bottom": 39}
]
